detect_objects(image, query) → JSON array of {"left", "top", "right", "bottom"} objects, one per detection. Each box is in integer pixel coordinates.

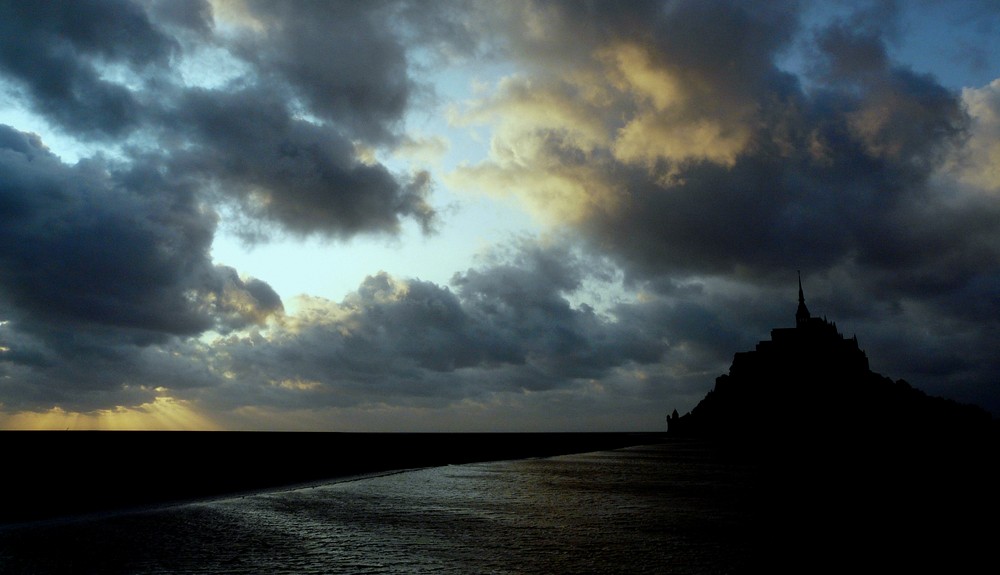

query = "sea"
[{"left": 0, "top": 442, "right": 763, "bottom": 574}]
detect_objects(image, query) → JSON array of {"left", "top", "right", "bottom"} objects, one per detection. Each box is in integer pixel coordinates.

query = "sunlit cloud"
[
  {"left": 393, "top": 134, "right": 451, "bottom": 166},
  {"left": 602, "top": 43, "right": 750, "bottom": 167},
  {"left": 208, "top": 0, "right": 267, "bottom": 33},
  {"left": 950, "top": 79, "right": 1000, "bottom": 193}
]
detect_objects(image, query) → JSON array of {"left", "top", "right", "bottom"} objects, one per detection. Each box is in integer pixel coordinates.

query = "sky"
[{"left": 0, "top": 0, "right": 998, "bottom": 431}]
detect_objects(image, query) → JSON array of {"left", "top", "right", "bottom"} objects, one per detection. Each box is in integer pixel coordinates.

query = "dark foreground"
[
  {"left": 1, "top": 431, "right": 666, "bottom": 524},
  {"left": 2, "top": 436, "right": 997, "bottom": 573},
  {"left": 2, "top": 442, "right": 752, "bottom": 574}
]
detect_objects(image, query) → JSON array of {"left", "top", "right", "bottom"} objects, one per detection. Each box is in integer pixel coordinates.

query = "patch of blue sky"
[
  {"left": 0, "top": 84, "right": 99, "bottom": 164},
  {"left": 208, "top": 48, "right": 541, "bottom": 310},
  {"left": 891, "top": 3, "right": 1000, "bottom": 90},
  {"left": 781, "top": 2, "right": 999, "bottom": 92}
]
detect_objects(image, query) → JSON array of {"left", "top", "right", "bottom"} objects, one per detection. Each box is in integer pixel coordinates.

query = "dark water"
[{"left": 0, "top": 442, "right": 760, "bottom": 574}]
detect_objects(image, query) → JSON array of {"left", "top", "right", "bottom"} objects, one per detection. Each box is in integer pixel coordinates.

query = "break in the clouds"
[{"left": 0, "top": 0, "right": 998, "bottom": 428}]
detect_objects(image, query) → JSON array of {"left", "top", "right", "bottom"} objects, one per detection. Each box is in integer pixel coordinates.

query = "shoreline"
[{"left": 1, "top": 431, "right": 667, "bottom": 524}]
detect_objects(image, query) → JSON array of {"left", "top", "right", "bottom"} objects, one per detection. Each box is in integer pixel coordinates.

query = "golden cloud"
[
  {"left": 448, "top": 40, "right": 757, "bottom": 228},
  {"left": 613, "top": 114, "right": 748, "bottom": 168},
  {"left": 950, "top": 79, "right": 1000, "bottom": 193},
  {"left": 602, "top": 43, "right": 750, "bottom": 167}
]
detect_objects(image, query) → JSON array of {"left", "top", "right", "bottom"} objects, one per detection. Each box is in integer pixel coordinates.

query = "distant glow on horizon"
[{"left": 0, "top": 397, "right": 222, "bottom": 431}]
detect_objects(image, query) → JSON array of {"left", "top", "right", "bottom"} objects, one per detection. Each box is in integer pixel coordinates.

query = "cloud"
[
  {"left": 166, "top": 239, "right": 673, "bottom": 421},
  {"left": 225, "top": 0, "right": 412, "bottom": 144},
  {"left": 211, "top": 266, "right": 284, "bottom": 331},
  {"left": 146, "top": 0, "right": 215, "bottom": 37},
  {"left": 0, "top": 0, "right": 438, "bottom": 240},
  {"left": 950, "top": 79, "right": 1000, "bottom": 192},
  {"left": 0, "top": 125, "right": 217, "bottom": 336},
  {"left": 448, "top": 0, "right": 1000, "bottom": 412},
  {"left": 0, "top": 125, "right": 283, "bottom": 409},
  {"left": 452, "top": 1, "right": 995, "bottom": 283},
  {"left": 162, "top": 86, "right": 435, "bottom": 238},
  {"left": 181, "top": 239, "right": 875, "bottom": 428},
  {"left": 453, "top": 1, "right": 969, "bottom": 274},
  {"left": 0, "top": 0, "right": 448, "bottom": 418},
  {"left": 394, "top": 135, "right": 450, "bottom": 165},
  {"left": 1, "top": 229, "right": 673, "bottom": 418},
  {"left": 0, "top": 0, "right": 175, "bottom": 137}
]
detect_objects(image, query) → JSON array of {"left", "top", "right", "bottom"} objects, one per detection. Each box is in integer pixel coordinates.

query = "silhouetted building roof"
[
  {"left": 731, "top": 275, "right": 869, "bottom": 383},
  {"left": 669, "top": 276, "right": 991, "bottom": 444},
  {"left": 667, "top": 276, "right": 998, "bottom": 573},
  {"left": 795, "top": 270, "right": 810, "bottom": 328}
]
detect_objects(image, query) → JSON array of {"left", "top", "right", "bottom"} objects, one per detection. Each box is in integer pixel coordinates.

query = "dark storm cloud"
[
  {"left": 0, "top": 124, "right": 282, "bottom": 408},
  {"left": 462, "top": 0, "right": 969, "bottom": 278},
  {"left": 0, "top": 124, "right": 285, "bottom": 338},
  {"left": 0, "top": 125, "right": 216, "bottom": 336},
  {"left": 163, "top": 86, "right": 434, "bottom": 237},
  {"left": 230, "top": 1, "right": 412, "bottom": 143},
  {"left": 145, "top": 0, "right": 214, "bottom": 36},
  {"left": 580, "top": 7, "right": 982, "bottom": 288},
  {"left": 0, "top": 0, "right": 444, "bottom": 414},
  {"left": 0, "top": 0, "right": 174, "bottom": 137},
  {"left": 0, "top": 330, "right": 221, "bottom": 411},
  {"left": 0, "top": 0, "right": 446, "bottom": 411},
  {"left": 453, "top": 0, "right": 1000, "bottom": 412},
  {"left": 161, "top": 1, "right": 438, "bottom": 237},
  {"left": 451, "top": 241, "right": 663, "bottom": 378},
  {"left": 150, "top": 0, "right": 442, "bottom": 236},
  {"left": 0, "top": 0, "right": 437, "bottom": 239}
]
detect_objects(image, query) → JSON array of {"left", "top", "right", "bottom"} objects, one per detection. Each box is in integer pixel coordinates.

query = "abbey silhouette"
[
  {"left": 667, "top": 275, "right": 998, "bottom": 572},
  {"left": 668, "top": 273, "right": 990, "bottom": 443}
]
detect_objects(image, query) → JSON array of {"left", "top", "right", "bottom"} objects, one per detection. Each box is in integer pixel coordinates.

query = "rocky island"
[
  {"left": 668, "top": 275, "right": 998, "bottom": 569},
  {"left": 669, "top": 274, "right": 993, "bottom": 447}
]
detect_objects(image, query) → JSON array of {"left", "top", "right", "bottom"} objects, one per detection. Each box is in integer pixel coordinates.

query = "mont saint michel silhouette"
[
  {"left": 666, "top": 275, "right": 998, "bottom": 569},
  {"left": 668, "top": 273, "right": 992, "bottom": 444}
]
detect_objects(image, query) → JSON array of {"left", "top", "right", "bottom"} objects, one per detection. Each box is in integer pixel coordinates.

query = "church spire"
[{"left": 796, "top": 271, "right": 811, "bottom": 327}]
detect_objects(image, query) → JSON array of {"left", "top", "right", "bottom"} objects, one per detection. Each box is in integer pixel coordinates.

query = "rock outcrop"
[
  {"left": 667, "top": 276, "right": 998, "bottom": 570},
  {"left": 669, "top": 275, "right": 993, "bottom": 447}
]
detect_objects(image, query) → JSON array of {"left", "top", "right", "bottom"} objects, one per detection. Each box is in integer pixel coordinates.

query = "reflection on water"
[{"left": 0, "top": 443, "right": 759, "bottom": 574}]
